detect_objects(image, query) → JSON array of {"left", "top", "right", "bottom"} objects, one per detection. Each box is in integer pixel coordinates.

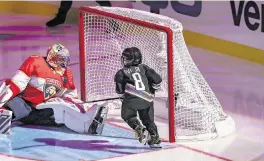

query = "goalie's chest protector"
[{"left": 16, "top": 56, "right": 65, "bottom": 107}]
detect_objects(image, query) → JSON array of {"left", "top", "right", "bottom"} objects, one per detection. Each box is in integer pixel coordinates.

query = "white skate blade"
[{"left": 149, "top": 144, "right": 162, "bottom": 148}]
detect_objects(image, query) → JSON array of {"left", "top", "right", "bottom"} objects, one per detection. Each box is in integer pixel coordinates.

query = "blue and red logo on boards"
[{"left": 231, "top": 1, "right": 264, "bottom": 32}]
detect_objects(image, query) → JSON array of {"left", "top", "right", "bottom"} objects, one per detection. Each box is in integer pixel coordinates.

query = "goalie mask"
[{"left": 46, "top": 44, "right": 70, "bottom": 75}]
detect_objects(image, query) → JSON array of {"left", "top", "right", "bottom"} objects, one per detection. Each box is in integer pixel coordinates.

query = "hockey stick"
[{"left": 84, "top": 97, "right": 123, "bottom": 103}]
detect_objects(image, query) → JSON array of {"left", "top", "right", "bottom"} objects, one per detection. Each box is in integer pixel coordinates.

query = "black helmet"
[
  {"left": 121, "top": 47, "right": 142, "bottom": 67},
  {"left": 121, "top": 48, "right": 134, "bottom": 67},
  {"left": 130, "top": 47, "right": 142, "bottom": 65}
]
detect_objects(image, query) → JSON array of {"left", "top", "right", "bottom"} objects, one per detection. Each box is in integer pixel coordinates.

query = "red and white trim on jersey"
[
  {"left": 11, "top": 70, "right": 30, "bottom": 92},
  {"left": 29, "top": 76, "right": 46, "bottom": 92},
  {"left": 125, "top": 84, "right": 154, "bottom": 102}
]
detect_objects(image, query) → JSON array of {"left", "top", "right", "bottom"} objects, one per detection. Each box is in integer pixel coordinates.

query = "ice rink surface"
[{"left": 0, "top": 13, "right": 264, "bottom": 161}]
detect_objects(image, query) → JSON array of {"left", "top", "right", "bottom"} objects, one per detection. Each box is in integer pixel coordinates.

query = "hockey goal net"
[{"left": 79, "top": 6, "right": 235, "bottom": 142}]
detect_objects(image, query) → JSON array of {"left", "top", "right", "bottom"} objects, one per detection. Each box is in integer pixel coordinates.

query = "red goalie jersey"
[{"left": 5, "top": 55, "right": 77, "bottom": 107}]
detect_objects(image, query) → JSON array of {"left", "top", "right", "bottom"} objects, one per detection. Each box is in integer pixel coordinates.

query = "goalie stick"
[
  {"left": 84, "top": 97, "right": 123, "bottom": 104},
  {"left": 1, "top": 97, "right": 123, "bottom": 105}
]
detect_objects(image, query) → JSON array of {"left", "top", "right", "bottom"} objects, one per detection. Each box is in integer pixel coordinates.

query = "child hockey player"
[
  {"left": 0, "top": 44, "right": 108, "bottom": 135},
  {"left": 114, "top": 47, "right": 162, "bottom": 147}
]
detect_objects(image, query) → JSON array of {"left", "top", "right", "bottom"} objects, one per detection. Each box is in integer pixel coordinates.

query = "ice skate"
[
  {"left": 135, "top": 125, "right": 149, "bottom": 145},
  {"left": 148, "top": 134, "right": 162, "bottom": 148}
]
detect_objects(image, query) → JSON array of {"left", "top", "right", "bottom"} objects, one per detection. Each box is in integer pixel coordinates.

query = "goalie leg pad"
[
  {"left": 36, "top": 98, "right": 108, "bottom": 134},
  {"left": 63, "top": 104, "right": 98, "bottom": 133},
  {"left": 0, "top": 109, "right": 12, "bottom": 134}
]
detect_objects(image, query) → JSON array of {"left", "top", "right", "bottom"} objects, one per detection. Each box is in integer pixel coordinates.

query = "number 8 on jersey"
[{"left": 132, "top": 73, "right": 146, "bottom": 91}]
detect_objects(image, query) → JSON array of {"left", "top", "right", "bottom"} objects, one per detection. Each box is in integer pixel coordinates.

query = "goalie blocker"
[
  {"left": 0, "top": 82, "right": 12, "bottom": 135},
  {"left": 0, "top": 110, "right": 12, "bottom": 135}
]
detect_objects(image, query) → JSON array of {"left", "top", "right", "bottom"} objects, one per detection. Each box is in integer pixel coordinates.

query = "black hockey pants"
[{"left": 121, "top": 101, "right": 158, "bottom": 136}]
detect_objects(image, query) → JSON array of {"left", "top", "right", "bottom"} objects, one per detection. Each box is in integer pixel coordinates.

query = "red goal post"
[{"left": 78, "top": 6, "right": 235, "bottom": 143}]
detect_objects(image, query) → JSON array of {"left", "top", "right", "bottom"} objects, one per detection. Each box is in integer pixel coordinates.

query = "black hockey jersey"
[{"left": 114, "top": 64, "right": 162, "bottom": 102}]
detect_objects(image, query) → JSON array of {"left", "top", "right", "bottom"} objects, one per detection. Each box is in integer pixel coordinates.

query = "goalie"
[{"left": 0, "top": 44, "right": 108, "bottom": 135}]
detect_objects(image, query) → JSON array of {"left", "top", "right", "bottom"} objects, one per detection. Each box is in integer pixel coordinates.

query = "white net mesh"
[{"left": 80, "top": 6, "right": 234, "bottom": 140}]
